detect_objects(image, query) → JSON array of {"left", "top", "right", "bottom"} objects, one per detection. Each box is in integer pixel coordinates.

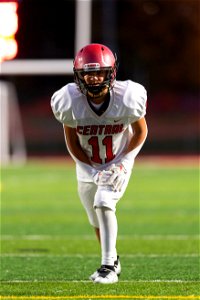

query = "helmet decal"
[{"left": 83, "top": 63, "right": 101, "bottom": 70}]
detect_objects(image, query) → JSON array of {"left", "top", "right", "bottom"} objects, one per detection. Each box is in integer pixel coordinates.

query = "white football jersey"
[{"left": 51, "top": 80, "right": 147, "bottom": 181}]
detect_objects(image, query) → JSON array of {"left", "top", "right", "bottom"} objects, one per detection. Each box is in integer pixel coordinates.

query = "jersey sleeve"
[
  {"left": 51, "top": 84, "right": 75, "bottom": 127},
  {"left": 123, "top": 80, "right": 147, "bottom": 121}
]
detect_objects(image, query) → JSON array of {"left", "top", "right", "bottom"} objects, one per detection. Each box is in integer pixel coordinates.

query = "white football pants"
[
  {"left": 77, "top": 170, "right": 131, "bottom": 227},
  {"left": 77, "top": 172, "right": 131, "bottom": 266}
]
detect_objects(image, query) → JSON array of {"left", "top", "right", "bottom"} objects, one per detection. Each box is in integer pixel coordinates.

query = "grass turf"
[{"left": 0, "top": 158, "right": 199, "bottom": 299}]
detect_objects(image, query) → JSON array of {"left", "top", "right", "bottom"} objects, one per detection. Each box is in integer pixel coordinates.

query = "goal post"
[
  {"left": 0, "top": 0, "right": 92, "bottom": 164},
  {"left": 0, "top": 0, "right": 92, "bottom": 76},
  {"left": 0, "top": 59, "right": 74, "bottom": 75},
  {"left": 0, "top": 81, "right": 27, "bottom": 165}
]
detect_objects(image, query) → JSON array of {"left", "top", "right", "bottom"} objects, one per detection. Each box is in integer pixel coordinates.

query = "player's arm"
[
  {"left": 125, "top": 116, "right": 148, "bottom": 155},
  {"left": 63, "top": 125, "right": 92, "bottom": 166},
  {"left": 107, "top": 117, "right": 148, "bottom": 192},
  {"left": 119, "top": 116, "right": 148, "bottom": 171}
]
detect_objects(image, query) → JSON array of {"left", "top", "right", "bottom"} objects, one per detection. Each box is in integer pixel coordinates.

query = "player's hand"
[
  {"left": 107, "top": 164, "right": 127, "bottom": 192},
  {"left": 93, "top": 170, "right": 113, "bottom": 186}
]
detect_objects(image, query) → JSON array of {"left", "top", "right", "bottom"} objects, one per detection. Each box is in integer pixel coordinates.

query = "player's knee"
[
  {"left": 87, "top": 213, "right": 99, "bottom": 228},
  {"left": 94, "top": 188, "right": 117, "bottom": 211}
]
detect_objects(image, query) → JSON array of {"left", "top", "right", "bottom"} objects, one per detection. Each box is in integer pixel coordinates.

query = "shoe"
[
  {"left": 114, "top": 255, "right": 121, "bottom": 276},
  {"left": 94, "top": 266, "right": 118, "bottom": 284},
  {"left": 89, "top": 256, "right": 121, "bottom": 281}
]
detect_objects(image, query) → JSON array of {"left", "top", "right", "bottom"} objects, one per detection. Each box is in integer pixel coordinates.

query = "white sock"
[{"left": 95, "top": 207, "right": 118, "bottom": 266}]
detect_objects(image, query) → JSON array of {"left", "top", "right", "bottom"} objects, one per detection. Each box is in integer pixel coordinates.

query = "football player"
[{"left": 51, "top": 43, "right": 148, "bottom": 284}]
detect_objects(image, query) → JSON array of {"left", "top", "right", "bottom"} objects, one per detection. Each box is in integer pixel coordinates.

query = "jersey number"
[{"left": 88, "top": 136, "right": 115, "bottom": 164}]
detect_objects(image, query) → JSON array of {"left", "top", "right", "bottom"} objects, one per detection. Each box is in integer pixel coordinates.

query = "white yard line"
[
  {"left": 1, "top": 253, "right": 198, "bottom": 257},
  {"left": 1, "top": 234, "right": 199, "bottom": 240},
  {"left": 1, "top": 279, "right": 199, "bottom": 283}
]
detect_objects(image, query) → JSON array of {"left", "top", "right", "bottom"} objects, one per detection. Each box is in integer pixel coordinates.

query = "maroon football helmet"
[{"left": 73, "top": 43, "right": 118, "bottom": 96}]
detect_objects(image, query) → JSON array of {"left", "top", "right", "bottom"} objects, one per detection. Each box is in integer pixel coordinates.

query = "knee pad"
[
  {"left": 94, "top": 170, "right": 132, "bottom": 211},
  {"left": 87, "top": 213, "right": 99, "bottom": 228},
  {"left": 94, "top": 186, "right": 119, "bottom": 212},
  {"left": 78, "top": 181, "right": 99, "bottom": 228}
]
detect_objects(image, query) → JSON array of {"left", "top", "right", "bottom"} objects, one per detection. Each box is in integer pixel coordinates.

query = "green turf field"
[{"left": 0, "top": 158, "right": 199, "bottom": 300}]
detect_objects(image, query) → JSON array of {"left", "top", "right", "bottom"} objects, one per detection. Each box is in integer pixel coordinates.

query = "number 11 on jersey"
[{"left": 88, "top": 136, "right": 115, "bottom": 164}]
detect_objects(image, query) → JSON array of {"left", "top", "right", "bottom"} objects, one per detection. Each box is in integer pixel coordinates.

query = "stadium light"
[{"left": 0, "top": 1, "right": 18, "bottom": 62}]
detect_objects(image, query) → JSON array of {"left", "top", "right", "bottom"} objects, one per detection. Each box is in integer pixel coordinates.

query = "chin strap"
[
  {"left": 87, "top": 84, "right": 109, "bottom": 98},
  {"left": 87, "top": 89, "right": 108, "bottom": 99}
]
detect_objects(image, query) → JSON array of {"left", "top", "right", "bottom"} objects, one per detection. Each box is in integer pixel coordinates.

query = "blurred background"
[{"left": 0, "top": 0, "right": 199, "bottom": 163}]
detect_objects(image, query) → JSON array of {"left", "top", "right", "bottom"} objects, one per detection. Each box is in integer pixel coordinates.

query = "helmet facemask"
[{"left": 74, "top": 64, "right": 117, "bottom": 97}]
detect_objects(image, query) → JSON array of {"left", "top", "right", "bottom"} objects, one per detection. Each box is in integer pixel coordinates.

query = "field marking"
[
  {"left": 1, "top": 280, "right": 200, "bottom": 283},
  {"left": 0, "top": 295, "right": 200, "bottom": 299},
  {"left": 1, "top": 253, "right": 199, "bottom": 258},
  {"left": 1, "top": 234, "right": 199, "bottom": 241}
]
